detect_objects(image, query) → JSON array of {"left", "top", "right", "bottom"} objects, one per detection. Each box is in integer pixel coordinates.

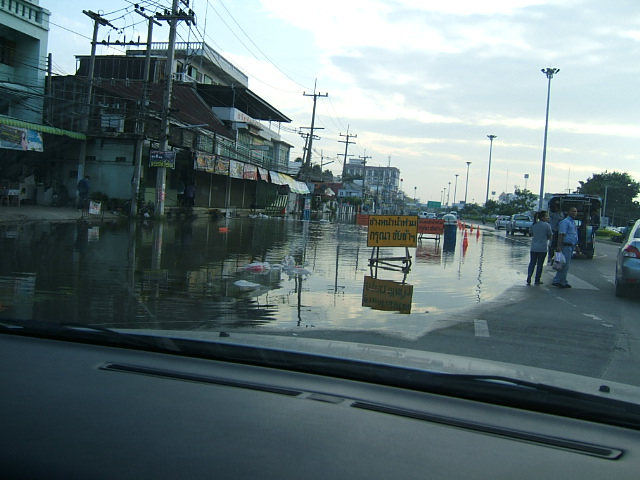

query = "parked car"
[
  {"left": 506, "top": 214, "right": 534, "bottom": 236},
  {"left": 615, "top": 219, "right": 640, "bottom": 297},
  {"left": 494, "top": 215, "right": 510, "bottom": 229}
]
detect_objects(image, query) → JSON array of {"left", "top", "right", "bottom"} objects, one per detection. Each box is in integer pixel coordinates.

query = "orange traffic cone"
[
  {"left": 463, "top": 230, "right": 469, "bottom": 248},
  {"left": 470, "top": 224, "right": 474, "bottom": 232},
  {"left": 476, "top": 226, "right": 481, "bottom": 238}
]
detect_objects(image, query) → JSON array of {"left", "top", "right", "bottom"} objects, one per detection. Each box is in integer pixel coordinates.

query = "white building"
[{"left": 0, "top": 0, "right": 50, "bottom": 124}]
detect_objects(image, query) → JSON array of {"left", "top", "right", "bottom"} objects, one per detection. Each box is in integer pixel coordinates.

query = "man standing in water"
[{"left": 553, "top": 207, "right": 580, "bottom": 288}]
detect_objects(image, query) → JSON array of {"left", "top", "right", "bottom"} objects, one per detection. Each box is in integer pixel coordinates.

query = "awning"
[{"left": 0, "top": 117, "right": 86, "bottom": 140}]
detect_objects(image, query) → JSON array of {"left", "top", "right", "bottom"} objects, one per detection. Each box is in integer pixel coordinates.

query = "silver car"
[
  {"left": 494, "top": 215, "right": 510, "bottom": 229},
  {"left": 615, "top": 219, "right": 640, "bottom": 297}
]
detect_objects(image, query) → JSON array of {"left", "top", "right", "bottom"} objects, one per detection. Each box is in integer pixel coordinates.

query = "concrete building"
[{"left": 0, "top": 0, "right": 49, "bottom": 124}]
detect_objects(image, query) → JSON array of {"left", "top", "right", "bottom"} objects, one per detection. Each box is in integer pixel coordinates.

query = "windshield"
[{"left": 2, "top": 0, "right": 640, "bottom": 429}]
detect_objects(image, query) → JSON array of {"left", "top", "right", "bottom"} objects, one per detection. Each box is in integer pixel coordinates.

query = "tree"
[
  {"left": 510, "top": 189, "right": 537, "bottom": 213},
  {"left": 577, "top": 171, "right": 640, "bottom": 225},
  {"left": 482, "top": 199, "right": 500, "bottom": 216}
]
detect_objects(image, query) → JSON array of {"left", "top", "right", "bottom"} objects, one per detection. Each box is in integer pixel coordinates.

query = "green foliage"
[
  {"left": 577, "top": 171, "right": 640, "bottom": 225},
  {"left": 342, "top": 196, "right": 362, "bottom": 206},
  {"left": 578, "top": 171, "right": 639, "bottom": 201},
  {"left": 510, "top": 189, "right": 537, "bottom": 213}
]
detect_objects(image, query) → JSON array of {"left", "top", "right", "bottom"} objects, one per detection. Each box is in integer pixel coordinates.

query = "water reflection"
[{"left": 0, "top": 218, "right": 530, "bottom": 339}]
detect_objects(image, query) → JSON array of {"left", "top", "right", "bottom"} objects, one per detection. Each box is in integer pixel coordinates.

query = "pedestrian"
[
  {"left": 184, "top": 182, "right": 196, "bottom": 207},
  {"left": 177, "top": 179, "right": 185, "bottom": 206},
  {"left": 527, "top": 210, "right": 552, "bottom": 285},
  {"left": 547, "top": 201, "right": 562, "bottom": 264},
  {"left": 553, "top": 206, "right": 580, "bottom": 288},
  {"left": 76, "top": 175, "right": 90, "bottom": 210}
]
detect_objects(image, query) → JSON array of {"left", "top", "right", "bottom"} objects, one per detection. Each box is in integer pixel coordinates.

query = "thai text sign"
[
  {"left": 367, "top": 215, "right": 418, "bottom": 247},
  {"left": 149, "top": 150, "right": 176, "bottom": 168},
  {"left": 418, "top": 219, "right": 445, "bottom": 235},
  {"left": 362, "top": 276, "right": 413, "bottom": 314}
]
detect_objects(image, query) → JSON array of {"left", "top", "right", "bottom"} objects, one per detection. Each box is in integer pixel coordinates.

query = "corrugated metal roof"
[
  {"left": 93, "top": 80, "right": 235, "bottom": 140},
  {"left": 197, "top": 85, "right": 291, "bottom": 123}
]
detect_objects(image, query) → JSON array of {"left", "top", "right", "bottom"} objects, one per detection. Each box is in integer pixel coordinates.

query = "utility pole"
[
  {"left": 154, "top": 0, "right": 195, "bottom": 216},
  {"left": 338, "top": 126, "right": 357, "bottom": 177},
  {"left": 130, "top": 7, "right": 161, "bottom": 215},
  {"left": 299, "top": 129, "right": 321, "bottom": 179},
  {"left": 358, "top": 153, "right": 371, "bottom": 204},
  {"left": 303, "top": 81, "right": 328, "bottom": 170},
  {"left": 77, "top": 10, "right": 114, "bottom": 200}
]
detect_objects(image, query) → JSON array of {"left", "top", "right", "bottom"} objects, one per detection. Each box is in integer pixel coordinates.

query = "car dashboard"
[{"left": 2, "top": 333, "right": 640, "bottom": 479}]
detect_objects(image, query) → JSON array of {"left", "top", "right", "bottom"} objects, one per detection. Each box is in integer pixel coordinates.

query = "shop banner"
[
  {"left": 0, "top": 125, "right": 43, "bottom": 152},
  {"left": 215, "top": 157, "right": 230, "bottom": 175},
  {"left": 243, "top": 164, "right": 257, "bottom": 180},
  {"left": 269, "top": 171, "right": 285, "bottom": 185},
  {"left": 149, "top": 150, "right": 176, "bottom": 168},
  {"left": 194, "top": 152, "right": 216, "bottom": 172},
  {"left": 230, "top": 160, "right": 244, "bottom": 179},
  {"left": 258, "top": 167, "right": 269, "bottom": 181}
]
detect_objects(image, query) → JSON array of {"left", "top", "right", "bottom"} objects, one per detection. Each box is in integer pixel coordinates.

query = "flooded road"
[{"left": 0, "top": 217, "right": 531, "bottom": 340}]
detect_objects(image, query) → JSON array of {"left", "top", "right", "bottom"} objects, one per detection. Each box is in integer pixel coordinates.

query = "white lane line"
[{"left": 474, "top": 319, "right": 490, "bottom": 337}]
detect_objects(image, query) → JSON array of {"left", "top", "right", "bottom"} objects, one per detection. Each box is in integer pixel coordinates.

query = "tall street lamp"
[
  {"left": 447, "top": 181, "right": 451, "bottom": 206},
  {"left": 464, "top": 161, "right": 472, "bottom": 204},
  {"left": 538, "top": 67, "right": 560, "bottom": 210},
  {"left": 453, "top": 174, "right": 459, "bottom": 205},
  {"left": 485, "top": 135, "right": 497, "bottom": 205}
]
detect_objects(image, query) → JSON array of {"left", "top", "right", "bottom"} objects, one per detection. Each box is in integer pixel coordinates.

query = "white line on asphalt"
[{"left": 474, "top": 319, "right": 490, "bottom": 337}]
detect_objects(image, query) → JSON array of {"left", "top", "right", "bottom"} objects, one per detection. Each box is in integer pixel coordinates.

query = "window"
[{"left": 0, "top": 37, "right": 16, "bottom": 66}]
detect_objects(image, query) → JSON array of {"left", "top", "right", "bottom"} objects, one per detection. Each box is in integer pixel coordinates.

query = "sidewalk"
[{"left": 0, "top": 205, "right": 121, "bottom": 224}]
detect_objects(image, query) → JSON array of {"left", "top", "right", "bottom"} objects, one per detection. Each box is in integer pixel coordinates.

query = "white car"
[{"left": 494, "top": 215, "right": 510, "bottom": 229}]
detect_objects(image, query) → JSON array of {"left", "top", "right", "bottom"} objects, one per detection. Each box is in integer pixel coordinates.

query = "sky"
[{"left": 44, "top": 0, "right": 640, "bottom": 205}]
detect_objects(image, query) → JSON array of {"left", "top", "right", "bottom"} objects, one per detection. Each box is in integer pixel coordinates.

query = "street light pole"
[
  {"left": 485, "top": 135, "right": 497, "bottom": 205},
  {"left": 464, "top": 161, "right": 472, "bottom": 204},
  {"left": 447, "top": 181, "right": 451, "bottom": 206},
  {"left": 453, "top": 174, "right": 459, "bottom": 205},
  {"left": 538, "top": 67, "right": 560, "bottom": 210}
]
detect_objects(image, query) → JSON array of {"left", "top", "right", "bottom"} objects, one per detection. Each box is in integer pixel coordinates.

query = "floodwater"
[{"left": 0, "top": 217, "right": 531, "bottom": 340}]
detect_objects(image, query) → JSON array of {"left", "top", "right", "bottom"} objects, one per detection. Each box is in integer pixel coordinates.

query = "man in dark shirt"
[{"left": 77, "top": 176, "right": 90, "bottom": 210}]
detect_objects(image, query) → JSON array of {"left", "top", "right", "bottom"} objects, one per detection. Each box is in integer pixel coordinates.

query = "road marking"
[
  {"left": 583, "top": 313, "right": 602, "bottom": 321},
  {"left": 474, "top": 319, "right": 490, "bottom": 337}
]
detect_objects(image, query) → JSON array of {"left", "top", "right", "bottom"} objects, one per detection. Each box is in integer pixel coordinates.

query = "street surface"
[{"left": 296, "top": 233, "right": 640, "bottom": 387}]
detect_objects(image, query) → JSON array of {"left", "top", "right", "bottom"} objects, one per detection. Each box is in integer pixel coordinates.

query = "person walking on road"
[
  {"left": 76, "top": 175, "right": 90, "bottom": 211},
  {"left": 553, "top": 207, "right": 580, "bottom": 288},
  {"left": 527, "top": 210, "right": 552, "bottom": 285}
]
